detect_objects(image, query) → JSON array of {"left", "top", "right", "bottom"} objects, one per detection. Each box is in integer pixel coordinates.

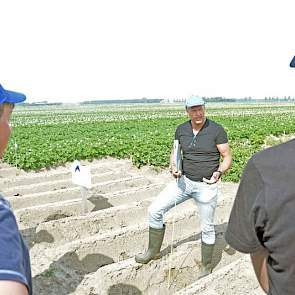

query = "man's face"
[
  {"left": 186, "top": 105, "right": 205, "bottom": 125},
  {"left": 0, "top": 103, "right": 14, "bottom": 159}
]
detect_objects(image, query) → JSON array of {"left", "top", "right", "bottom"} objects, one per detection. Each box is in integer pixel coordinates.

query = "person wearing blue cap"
[
  {"left": 0, "top": 84, "right": 32, "bottom": 295},
  {"left": 225, "top": 57, "right": 295, "bottom": 294},
  {"left": 135, "top": 95, "right": 232, "bottom": 279}
]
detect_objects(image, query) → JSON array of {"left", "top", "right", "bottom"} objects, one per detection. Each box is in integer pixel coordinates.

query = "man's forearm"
[
  {"left": 251, "top": 250, "right": 269, "bottom": 294},
  {"left": 218, "top": 154, "right": 232, "bottom": 173},
  {"left": 0, "top": 281, "right": 28, "bottom": 295}
]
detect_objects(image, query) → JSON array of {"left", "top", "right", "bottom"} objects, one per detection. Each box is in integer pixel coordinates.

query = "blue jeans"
[{"left": 148, "top": 175, "right": 218, "bottom": 244}]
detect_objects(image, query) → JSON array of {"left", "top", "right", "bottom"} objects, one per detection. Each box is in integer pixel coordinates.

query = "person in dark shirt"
[
  {"left": 225, "top": 139, "right": 295, "bottom": 294},
  {"left": 135, "top": 95, "right": 232, "bottom": 278},
  {"left": 0, "top": 84, "right": 32, "bottom": 295},
  {"left": 225, "top": 56, "right": 295, "bottom": 295}
]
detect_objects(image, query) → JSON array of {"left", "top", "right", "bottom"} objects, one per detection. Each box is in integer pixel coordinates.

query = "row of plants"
[{"left": 5, "top": 104, "right": 295, "bottom": 182}]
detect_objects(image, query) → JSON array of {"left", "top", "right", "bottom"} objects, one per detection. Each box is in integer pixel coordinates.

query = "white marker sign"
[
  {"left": 71, "top": 160, "right": 92, "bottom": 214},
  {"left": 71, "top": 160, "right": 91, "bottom": 189}
]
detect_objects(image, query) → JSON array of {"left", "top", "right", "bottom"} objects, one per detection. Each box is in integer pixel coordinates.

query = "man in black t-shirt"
[
  {"left": 135, "top": 95, "right": 232, "bottom": 279},
  {"left": 225, "top": 57, "right": 295, "bottom": 295}
]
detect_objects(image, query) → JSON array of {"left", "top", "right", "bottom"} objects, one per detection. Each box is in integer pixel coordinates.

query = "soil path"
[{"left": 0, "top": 158, "right": 262, "bottom": 294}]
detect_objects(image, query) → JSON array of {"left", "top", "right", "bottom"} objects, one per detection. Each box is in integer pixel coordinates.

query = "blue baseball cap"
[
  {"left": 0, "top": 84, "right": 26, "bottom": 104},
  {"left": 185, "top": 95, "right": 205, "bottom": 108},
  {"left": 290, "top": 56, "right": 295, "bottom": 68}
]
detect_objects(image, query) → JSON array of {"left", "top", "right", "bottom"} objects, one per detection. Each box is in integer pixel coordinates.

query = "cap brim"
[
  {"left": 4, "top": 90, "right": 26, "bottom": 103},
  {"left": 186, "top": 103, "right": 205, "bottom": 107},
  {"left": 290, "top": 56, "right": 295, "bottom": 68}
]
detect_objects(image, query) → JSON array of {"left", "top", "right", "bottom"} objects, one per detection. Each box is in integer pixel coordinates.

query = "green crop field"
[{"left": 4, "top": 102, "right": 295, "bottom": 182}]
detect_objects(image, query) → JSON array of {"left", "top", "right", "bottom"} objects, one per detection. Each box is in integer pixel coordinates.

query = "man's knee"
[{"left": 148, "top": 204, "right": 162, "bottom": 221}]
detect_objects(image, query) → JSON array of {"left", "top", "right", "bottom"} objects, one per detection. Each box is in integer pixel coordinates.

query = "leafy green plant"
[{"left": 5, "top": 103, "right": 295, "bottom": 182}]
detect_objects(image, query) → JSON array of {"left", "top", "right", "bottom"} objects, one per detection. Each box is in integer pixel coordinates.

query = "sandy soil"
[{"left": 0, "top": 158, "right": 263, "bottom": 294}]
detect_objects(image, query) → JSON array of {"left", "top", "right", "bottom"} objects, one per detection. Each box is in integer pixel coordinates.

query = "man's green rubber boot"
[
  {"left": 135, "top": 225, "right": 165, "bottom": 264},
  {"left": 198, "top": 241, "right": 215, "bottom": 279}
]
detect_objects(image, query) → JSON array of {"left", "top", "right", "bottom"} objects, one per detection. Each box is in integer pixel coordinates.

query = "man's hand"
[
  {"left": 203, "top": 171, "right": 222, "bottom": 184},
  {"left": 170, "top": 166, "right": 182, "bottom": 178}
]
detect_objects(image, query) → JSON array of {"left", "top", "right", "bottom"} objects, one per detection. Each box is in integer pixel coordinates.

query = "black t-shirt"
[
  {"left": 175, "top": 118, "right": 228, "bottom": 182},
  {"left": 225, "top": 139, "right": 295, "bottom": 295}
]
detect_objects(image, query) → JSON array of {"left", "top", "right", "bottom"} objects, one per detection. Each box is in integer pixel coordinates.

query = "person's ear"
[{"left": 0, "top": 103, "right": 14, "bottom": 122}]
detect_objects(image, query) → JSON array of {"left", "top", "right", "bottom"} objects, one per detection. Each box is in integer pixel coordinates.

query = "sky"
[{"left": 1, "top": 0, "right": 295, "bottom": 103}]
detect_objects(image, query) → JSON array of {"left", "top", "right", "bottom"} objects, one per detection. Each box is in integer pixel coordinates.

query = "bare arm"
[
  {"left": 250, "top": 249, "right": 269, "bottom": 294},
  {"left": 0, "top": 281, "right": 29, "bottom": 295},
  {"left": 203, "top": 142, "right": 232, "bottom": 184},
  {"left": 216, "top": 142, "right": 232, "bottom": 174}
]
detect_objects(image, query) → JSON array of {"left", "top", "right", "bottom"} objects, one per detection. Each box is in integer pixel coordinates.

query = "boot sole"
[{"left": 135, "top": 253, "right": 161, "bottom": 264}]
